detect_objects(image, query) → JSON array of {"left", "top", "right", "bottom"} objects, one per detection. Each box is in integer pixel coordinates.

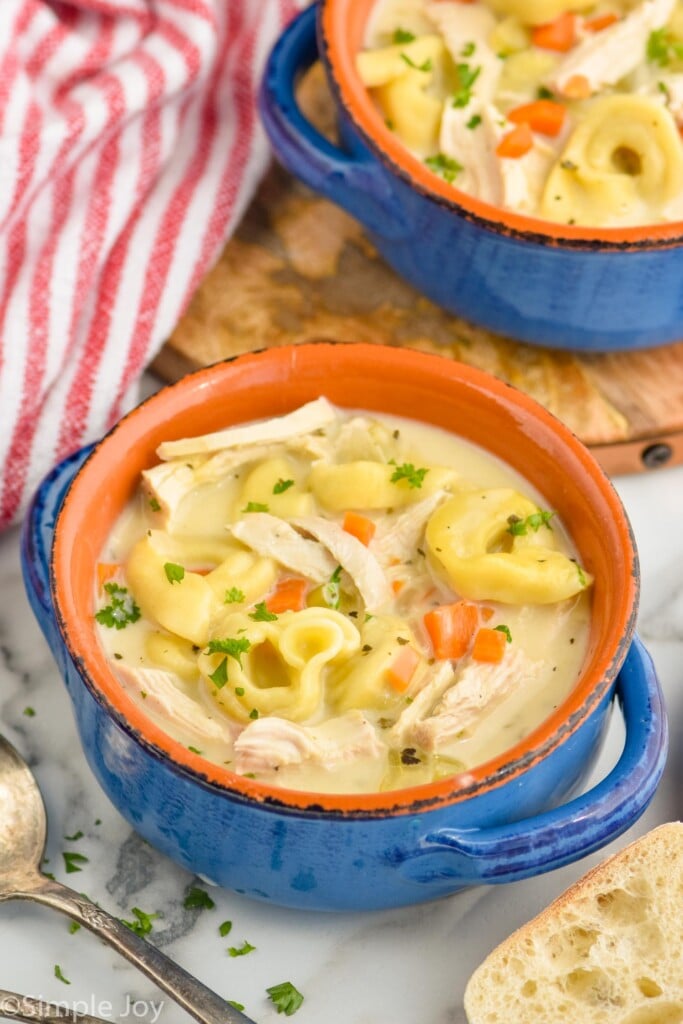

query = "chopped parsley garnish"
[
  {"left": 330, "top": 565, "right": 343, "bottom": 583},
  {"left": 224, "top": 587, "right": 245, "bottom": 604},
  {"left": 273, "top": 478, "right": 295, "bottom": 494},
  {"left": 249, "top": 602, "right": 278, "bottom": 622},
  {"left": 228, "top": 941, "right": 256, "bottom": 957},
  {"left": 188, "top": 746, "right": 202, "bottom": 755},
  {"left": 62, "top": 851, "right": 89, "bottom": 874},
  {"left": 506, "top": 510, "right": 555, "bottom": 536},
  {"left": 466, "top": 114, "right": 482, "bottom": 130},
  {"left": 121, "top": 907, "right": 159, "bottom": 937},
  {"left": 424, "top": 152, "right": 462, "bottom": 184},
  {"left": 400, "top": 52, "right": 433, "bottom": 72},
  {"left": 452, "top": 63, "right": 481, "bottom": 108},
  {"left": 95, "top": 582, "right": 141, "bottom": 630},
  {"left": 494, "top": 624, "right": 513, "bottom": 643},
  {"left": 23, "top": 706, "right": 36, "bottom": 717},
  {"left": 537, "top": 85, "right": 554, "bottom": 99},
  {"left": 148, "top": 497, "right": 161, "bottom": 511},
  {"left": 69, "top": 921, "right": 81, "bottom": 934},
  {"left": 560, "top": 159, "right": 578, "bottom": 171},
  {"left": 392, "top": 27, "right": 415, "bottom": 44},
  {"left": 249, "top": 708, "right": 259, "bottom": 720},
  {"left": 54, "top": 964, "right": 71, "bottom": 985},
  {"left": 235, "top": 686, "right": 245, "bottom": 696},
  {"left": 242, "top": 501, "right": 269, "bottom": 513},
  {"left": 266, "top": 981, "right": 305, "bottom": 1016},
  {"left": 64, "top": 830, "right": 84, "bottom": 842},
  {"left": 183, "top": 886, "right": 215, "bottom": 910},
  {"left": 576, "top": 563, "right": 587, "bottom": 587},
  {"left": 164, "top": 561, "right": 185, "bottom": 584},
  {"left": 389, "top": 461, "right": 429, "bottom": 489},
  {"left": 228, "top": 1001, "right": 245, "bottom": 1012},
  {"left": 209, "top": 658, "right": 229, "bottom": 689},
  {"left": 646, "top": 27, "right": 683, "bottom": 66},
  {"left": 219, "top": 920, "right": 233, "bottom": 937},
  {"left": 206, "top": 636, "right": 252, "bottom": 666},
  {"left": 461, "top": 41, "right": 476, "bottom": 57}
]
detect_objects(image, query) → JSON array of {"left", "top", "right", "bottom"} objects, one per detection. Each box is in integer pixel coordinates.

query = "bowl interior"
[
  {"left": 52, "top": 343, "right": 638, "bottom": 813},
  {"left": 319, "top": 0, "right": 683, "bottom": 246}
]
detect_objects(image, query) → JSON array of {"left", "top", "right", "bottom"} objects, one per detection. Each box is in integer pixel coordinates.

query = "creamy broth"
[
  {"left": 360, "top": 0, "right": 683, "bottom": 227},
  {"left": 95, "top": 401, "right": 592, "bottom": 794}
]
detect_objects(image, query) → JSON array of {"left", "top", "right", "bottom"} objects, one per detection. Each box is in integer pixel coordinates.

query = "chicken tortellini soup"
[
  {"left": 95, "top": 399, "right": 593, "bottom": 794},
  {"left": 358, "top": 0, "right": 683, "bottom": 226}
]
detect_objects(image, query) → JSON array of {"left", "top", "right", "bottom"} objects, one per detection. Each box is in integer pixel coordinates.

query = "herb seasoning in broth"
[{"left": 94, "top": 399, "right": 592, "bottom": 795}]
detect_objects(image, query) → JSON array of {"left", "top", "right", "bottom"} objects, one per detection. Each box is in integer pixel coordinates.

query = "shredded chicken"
[
  {"left": 391, "top": 649, "right": 540, "bottom": 752},
  {"left": 551, "top": 0, "right": 676, "bottom": 97},
  {"left": 374, "top": 490, "right": 448, "bottom": 565},
  {"left": 116, "top": 665, "right": 237, "bottom": 748},
  {"left": 425, "top": 1, "right": 501, "bottom": 104},
  {"left": 233, "top": 710, "right": 385, "bottom": 774},
  {"left": 143, "top": 433, "right": 330, "bottom": 529},
  {"left": 389, "top": 661, "right": 457, "bottom": 747},
  {"left": 230, "top": 513, "right": 336, "bottom": 583},
  {"left": 156, "top": 397, "right": 338, "bottom": 460},
  {"left": 440, "top": 105, "right": 555, "bottom": 211},
  {"left": 289, "top": 515, "right": 392, "bottom": 613}
]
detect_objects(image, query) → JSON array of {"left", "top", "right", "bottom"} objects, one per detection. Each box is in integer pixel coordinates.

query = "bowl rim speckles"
[
  {"left": 319, "top": 0, "right": 683, "bottom": 250},
  {"left": 50, "top": 343, "right": 638, "bottom": 816}
]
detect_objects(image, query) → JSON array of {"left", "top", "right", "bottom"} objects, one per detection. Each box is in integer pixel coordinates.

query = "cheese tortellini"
[
  {"left": 95, "top": 401, "right": 593, "bottom": 794},
  {"left": 359, "top": 0, "right": 683, "bottom": 226},
  {"left": 426, "top": 490, "right": 592, "bottom": 603},
  {"left": 541, "top": 95, "right": 683, "bottom": 225}
]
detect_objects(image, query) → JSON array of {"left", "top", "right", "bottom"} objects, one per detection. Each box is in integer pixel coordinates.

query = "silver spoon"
[{"left": 0, "top": 736, "right": 258, "bottom": 1024}]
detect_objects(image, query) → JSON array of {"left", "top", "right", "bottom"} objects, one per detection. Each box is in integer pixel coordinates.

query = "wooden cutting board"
[{"left": 154, "top": 65, "right": 683, "bottom": 476}]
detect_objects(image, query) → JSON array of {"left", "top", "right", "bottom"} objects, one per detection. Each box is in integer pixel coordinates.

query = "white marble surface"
[{"left": 0, "top": 451, "right": 681, "bottom": 1024}]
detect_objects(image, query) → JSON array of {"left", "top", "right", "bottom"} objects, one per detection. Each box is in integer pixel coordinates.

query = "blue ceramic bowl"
[
  {"left": 21, "top": 345, "right": 667, "bottom": 911},
  {"left": 260, "top": 2, "right": 683, "bottom": 352}
]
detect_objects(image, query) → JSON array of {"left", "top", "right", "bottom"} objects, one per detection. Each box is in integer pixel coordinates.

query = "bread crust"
[{"left": 464, "top": 823, "right": 683, "bottom": 1024}]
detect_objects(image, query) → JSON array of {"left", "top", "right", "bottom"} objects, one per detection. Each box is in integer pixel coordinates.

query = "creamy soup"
[
  {"left": 359, "top": 0, "right": 683, "bottom": 227},
  {"left": 94, "top": 399, "right": 592, "bottom": 794}
]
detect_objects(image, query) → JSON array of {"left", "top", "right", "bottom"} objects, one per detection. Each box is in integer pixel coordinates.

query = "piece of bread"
[{"left": 463, "top": 822, "right": 683, "bottom": 1024}]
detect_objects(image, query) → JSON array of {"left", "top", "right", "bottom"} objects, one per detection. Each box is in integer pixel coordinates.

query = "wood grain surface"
[{"left": 155, "top": 65, "right": 683, "bottom": 475}]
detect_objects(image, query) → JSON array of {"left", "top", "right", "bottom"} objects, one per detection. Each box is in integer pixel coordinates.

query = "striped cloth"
[{"left": 0, "top": 0, "right": 297, "bottom": 530}]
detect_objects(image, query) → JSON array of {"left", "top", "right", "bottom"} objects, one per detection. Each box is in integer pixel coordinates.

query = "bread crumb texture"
[{"left": 464, "top": 823, "right": 683, "bottom": 1024}]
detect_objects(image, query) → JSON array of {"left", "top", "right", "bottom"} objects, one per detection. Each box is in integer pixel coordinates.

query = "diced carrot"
[
  {"left": 191, "top": 567, "right": 214, "bottom": 576},
  {"left": 342, "top": 510, "right": 376, "bottom": 547},
  {"left": 392, "top": 579, "right": 405, "bottom": 596},
  {"left": 97, "top": 562, "right": 120, "bottom": 591},
  {"left": 265, "top": 577, "right": 309, "bottom": 614},
  {"left": 508, "top": 100, "right": 567, "bottom": 137},
  {"left": 471, "top": 627, "right": 507, "bottom": 664},
  {"left": 480, "top": 606, "right": 495, "bottom": 622},
  {"left": 560, "top": 74, "right": 591, "bottom": 99},
  {"left": 423, "top": 601, "right": 479, "bottom": 660},
  {"left": 583, "top": 11, "right": 619, "bottom": 31},
  {"left": 386, "top": 646, "right": 420, "bottom": 692},
  {"left": 532, "top": 12, "right": 576, "bottom": 51},
  {"left": 496, "top": 123, "right": 534, "bottom": 159}
]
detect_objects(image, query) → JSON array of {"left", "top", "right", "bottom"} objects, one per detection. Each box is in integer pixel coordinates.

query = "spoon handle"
[
  {"left": 0, "top": 988, "right": 110, "bottom": 1024},
  {"left": 18, "top": 876, "right": 258, "bottom": 1024}
]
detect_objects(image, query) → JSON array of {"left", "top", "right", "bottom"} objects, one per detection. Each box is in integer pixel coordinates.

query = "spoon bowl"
[{"left": 0, "top": 738, "right": 45, "bottom": 887}]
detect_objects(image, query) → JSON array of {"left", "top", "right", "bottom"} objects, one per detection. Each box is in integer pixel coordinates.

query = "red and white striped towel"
[{"left": 0, "top": 0, "right": 297, "bottom": 530}]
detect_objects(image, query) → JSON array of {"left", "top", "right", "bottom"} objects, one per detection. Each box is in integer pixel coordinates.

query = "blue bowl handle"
[
  {"left": 259, "top": 4, "right": 408, "bottom": 240},
  {"left": 403, "top": 636, "right": 667, "bottom": 885},
  {"left": 21, "top": 446, "right": 94, "bottom": 679}
]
